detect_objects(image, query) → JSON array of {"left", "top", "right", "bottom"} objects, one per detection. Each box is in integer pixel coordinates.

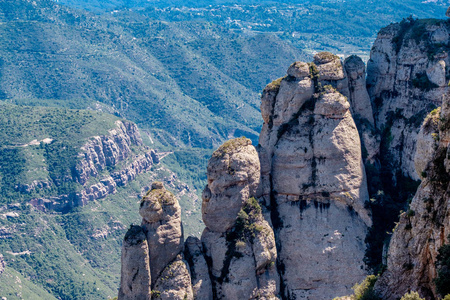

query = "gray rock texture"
[
  {"left": 367, "top": 19, "right": 450, "bottom": 180},
  {"left": 152, "top": 255, "right": 194, "bottom": 300},
  {"left": 140, "top": 183, "right": 184, "bottom": 285},
  {"left": 118, "top": 35, "right": 450, "bottom": 298},
  {"left": 201, "top": 199, "right": 279, "bottom": 300},
  {"left": 375, "top": 94, "right": 450, "bottom": 300},
  {"left": 202, "top": 137, "right": 260, "bottom": 233},
  {"left": 200, "top": 138, "right": 280, "bottom": 299},
  {"left": 119, "top": 225, "right": 152, "bottom": 300},
  {"left": 184, "top": 236, "right": 213, "bottom": 300},
  {"left": 259, "top": 58, "right": 371, "bottom": 299},
  {"left": 120, "top": 182, "right": 197, "bottom": 300}
]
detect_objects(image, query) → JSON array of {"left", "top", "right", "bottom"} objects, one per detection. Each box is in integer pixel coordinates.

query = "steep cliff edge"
[
  {"left": 31, "top": 120, "right": 160, "bottom": 212},
  {"left": 374, "top": 94, "right": 450, "bottom": 299},
  {"left": 367, "top": 17, "right": 450, "bottom": 181}
]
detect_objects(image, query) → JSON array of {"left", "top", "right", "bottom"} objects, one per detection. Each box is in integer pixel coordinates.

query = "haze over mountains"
[{"left": 0, "top": 0, "right": 449, "bottom": 299}]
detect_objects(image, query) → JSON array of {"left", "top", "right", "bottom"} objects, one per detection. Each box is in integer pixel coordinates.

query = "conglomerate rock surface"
[
  {"left": 367, "top": 18, "right": 450, "bottom": 180},
  {"left": 201, "top": 137, "right": 280, "bottom": 300},
  {"left": 118, "top": 16, "right": 450, "bottom": 296},
  {"left": 258, "top": 54, "right": 372, "bottom": 299},
  {"left": 374, "top": 94, "right": 450, "bottom": 300}
]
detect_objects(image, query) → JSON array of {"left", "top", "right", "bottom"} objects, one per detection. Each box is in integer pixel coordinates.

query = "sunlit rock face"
[
  {"left": 367, "top": 18, "right": 450, "bottom": 181},
  {"left": 258, "top": 54, "right": 371, "bottom": 299}
]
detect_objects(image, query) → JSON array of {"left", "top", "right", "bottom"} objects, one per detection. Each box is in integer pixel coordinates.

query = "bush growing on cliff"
[
  {"left": 351, "top": 275, "right": 380, "bottom": 300},
  {"left": 400, "top": 291, "right": 424, "bottom": 300},
  {"left": 435, "top": 239, "right": 450, "bottom": 297}
]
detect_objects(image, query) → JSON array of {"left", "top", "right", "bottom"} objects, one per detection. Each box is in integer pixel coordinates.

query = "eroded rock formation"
[
  {"left": 31, "top": 120, "right": 159, "bottom": 212},
  {"left": 367, "top": 18, "right": 450, "bottom": 180},
  {"left": 119, "top": 14, "right": 450, "bottom": 297},
  {"left": 374, "top": 94, "right": 450, "bottom": 299},
  {"left": 140, "top": 182, "right": 184, "bottom": 284},
  {"left": 119, "top": 182, "right": 201, "bottom": 300},
  {"left": 259, "top": 54, "right": 372, "bottom": 299},
  {"left": 201, "top": 138, "right": 279, "bottom": 299},
  {"left": 119, "top": 225, "right": 152, "bottom": 300}
]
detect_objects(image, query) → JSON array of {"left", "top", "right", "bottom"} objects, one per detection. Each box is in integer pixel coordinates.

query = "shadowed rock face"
[{"left": 375, "top": 94, "right": 450, "bottom": 300}]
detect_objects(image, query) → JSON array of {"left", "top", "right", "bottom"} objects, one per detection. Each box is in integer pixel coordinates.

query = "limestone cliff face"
[
  {"left": 31, "top": 120, "right": 159, "bottom": 212},
  {"left": 374, "top": 94, "right": 450, "bottom": 300},
  {"left": 75, "top": 120, "right": 145, "bottom": 185},
  {"left": 259, "top": 54, "right": 371, "bottom": 299},
  {"left": 367, "top": 18, "right": 450, "bottom": 180}
]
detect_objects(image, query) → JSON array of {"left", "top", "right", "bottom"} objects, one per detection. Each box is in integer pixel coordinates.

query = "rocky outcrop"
[
  {"left": 367, "top": 17, "right": 450, "bottom": 180},
  {"left": 258, "top": 53, "right": 371, "bottom": 299},
  {"left": 119, "top": 182, "right": 203, "bottom": 300},
  {"left": 201, "top": 138, "right": 279, "bottom": 299},
  {"left": 119, "top": 225, "right": 152, "bottom": 300},
  {"left": 117, "top": 14, "right": 450, "bottom": 300},
  {"left": 119, "top": 55, "right": 375, "bottom": 299},
  {"left": 374, "top": 93, "right": 450, "bottom": 300},
  {"left": 344, "top": 55, "right": 379, "bottom": 163},
  {"left": 31, "top": 120, "right": 159, "bottom": 212},
  {"left": 75, "top": 120, "right": 144, "bottom": 185},
  {"left": 202, "top": 138, "right": 260, "bottom": 232},
  {"left": 15, "top": 180, "right": 51, "bottom": 193},
  {"left": 140, "top": 182, "right": 184, "bottom": 284}
]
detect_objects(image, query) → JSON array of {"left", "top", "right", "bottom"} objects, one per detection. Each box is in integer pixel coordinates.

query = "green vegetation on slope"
[
  {"left": 435, "top": 238, "right": 450, "bottom": 297},
  {"left": 0, "top": 104, "right": 120, "bottom": 203},
  {"left": 0, "top": 266, "right": 58, "bottom": 300}
]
